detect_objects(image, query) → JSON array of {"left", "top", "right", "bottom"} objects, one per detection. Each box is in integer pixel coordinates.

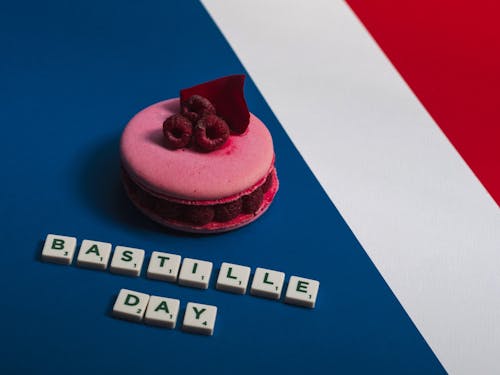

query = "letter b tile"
[{"left": 41, "top": 234, "right": 77, "bottom": 265}]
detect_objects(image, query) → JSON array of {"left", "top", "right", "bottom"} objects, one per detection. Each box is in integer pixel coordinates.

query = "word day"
[
  {"left": 113, "top": 289, "right": 217, "bottom": 335},
  {"left": 41, "top": 234, "right": 320, "bottom": 308}
]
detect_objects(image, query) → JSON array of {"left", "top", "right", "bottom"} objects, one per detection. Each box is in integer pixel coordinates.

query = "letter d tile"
[{"left": 112, "top": 289, "right": 150, "bottom": 322}]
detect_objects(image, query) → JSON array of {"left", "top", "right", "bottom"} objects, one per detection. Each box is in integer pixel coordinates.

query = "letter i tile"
[{"left": 178, "top": 258, "right": 213, "bottom": 289}]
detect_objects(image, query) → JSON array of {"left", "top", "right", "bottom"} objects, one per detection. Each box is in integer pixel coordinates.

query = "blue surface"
[{"left": 0, "top": 1, "right": 445, "bottom": 374}]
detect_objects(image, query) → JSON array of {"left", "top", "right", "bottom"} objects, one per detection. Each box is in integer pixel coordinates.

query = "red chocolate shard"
[{"left": 180, "top": 75, "right": 250, "bottom": 134}]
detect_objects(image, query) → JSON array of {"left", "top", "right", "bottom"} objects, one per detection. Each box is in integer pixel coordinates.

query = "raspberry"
[
  {"left": 261, "top": 172, "right": 273, "bottom": 193},
  {"left": 242, "top": 187, "right": 263, "bottom": 214},
  {"left": 214, "top": 199, "right": 242, "bottom": 222},
  {"left": 181, "top": 111, "right": 199, "bottom": 124},
  {"left": 181, "top": 95, "right": 216, "bottom": 123},
  {"left": 155, "top": 200, "right": 183, "bottom": 220},
  {"left": 162, "top": 114, "right": 193, "bottom": 149},
  {"left": 194, "top": 115, "right": 230, "bottom": 152},
  {"left": 183, "top": 205, "right": 215, "bottom": 226}
]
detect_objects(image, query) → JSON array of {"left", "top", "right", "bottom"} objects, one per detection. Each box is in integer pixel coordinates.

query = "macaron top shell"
[{"left": 120, "top": 98, "right": 274, "bottom": 201}]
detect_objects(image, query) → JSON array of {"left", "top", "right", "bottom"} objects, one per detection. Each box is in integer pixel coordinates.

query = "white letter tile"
[
  {"left": 250, "top": 267, "right": 285, "bottom": 300},
  {"left": 285, "top": 276, "right": 320, "bottom": 308},
  {"left": 144, "top": 296, "right": 180, "bottom": 329},
  {"left": 41, "top": 234, "right": 77, "bottom": 265},
  {"left": 146, "top": 251, "right": 181, "bottom": 282},
  {"left": 110, "top": 246, "right": 145, "bottom": 277},
  {"left": 216, "top": 262, "right": 251, "bottom": 294},
  {"left": 182, "top": 302, "right": 217, "bottom": 336},
  {"left": 112, "top": 289, "right": 150, "bottom": 322},
  {"left": 76, "top": 239, "right": 112, "bottom": 270},
  {"left": 178, "top": 258, "right": 213, "bottom": 289}
]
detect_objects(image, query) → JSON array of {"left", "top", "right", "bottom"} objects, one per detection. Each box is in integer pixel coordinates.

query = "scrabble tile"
[
  {"left": 76, "top": 239, "right": 112, "bottom": 270},
  {"left": 250, "top": 267, "right": 285, "bottom": 300},
  {"left": 144, "top": 296, "right": 180, "bottom": 329},
  {"left": 285, "top": 276, "right": 320, "bottom": 308},
  {"left": 112, "top": 289, "right": 150, "bottom": 322},
  {"left": 216, "top": 262, "right": 251, "bottom": 294},
  {"left": 146, "top": 251, "right": 182, "bottom": 282},
  {"left": 41, "top": 234, "right": 77, "bottom": 265},
  {"left": 182, "top": 302, "right": 217, "bottom": 336},
  {"left": 110, "top": 246, "right": 145, "bottom": 277},
  {"left": 178, "top": 258, "right": 213, "bottom": 289}
]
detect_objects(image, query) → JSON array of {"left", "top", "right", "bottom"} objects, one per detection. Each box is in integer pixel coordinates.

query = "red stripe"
[{"left": 347, "top": 0, "right": 500, "bottom": 205}]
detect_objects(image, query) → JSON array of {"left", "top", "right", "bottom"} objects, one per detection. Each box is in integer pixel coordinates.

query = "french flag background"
[{"left": 0, "top": 1, "right": 498, "bottom": 374}]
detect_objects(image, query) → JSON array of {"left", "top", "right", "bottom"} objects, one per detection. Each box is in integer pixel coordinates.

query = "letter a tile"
[
  {"left": 144, "top": 296, "right": 180, "bottom": 329},
  {"left": 76, "top": 239, "right": 112, "bottom": 270}
]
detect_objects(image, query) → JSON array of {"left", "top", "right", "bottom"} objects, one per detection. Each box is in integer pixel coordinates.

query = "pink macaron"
[{"left": 120, "top": 77, "right": 278, "bottom": 233}]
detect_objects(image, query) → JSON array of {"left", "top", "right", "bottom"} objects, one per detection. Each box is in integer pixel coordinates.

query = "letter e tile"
[{"left": 285, "top": 276, "right": 320, "bottom": 308}]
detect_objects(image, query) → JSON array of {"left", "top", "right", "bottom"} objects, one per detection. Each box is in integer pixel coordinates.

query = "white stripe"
[{"left": 202, "top": 0, "right": 500, "bottom": 373}]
